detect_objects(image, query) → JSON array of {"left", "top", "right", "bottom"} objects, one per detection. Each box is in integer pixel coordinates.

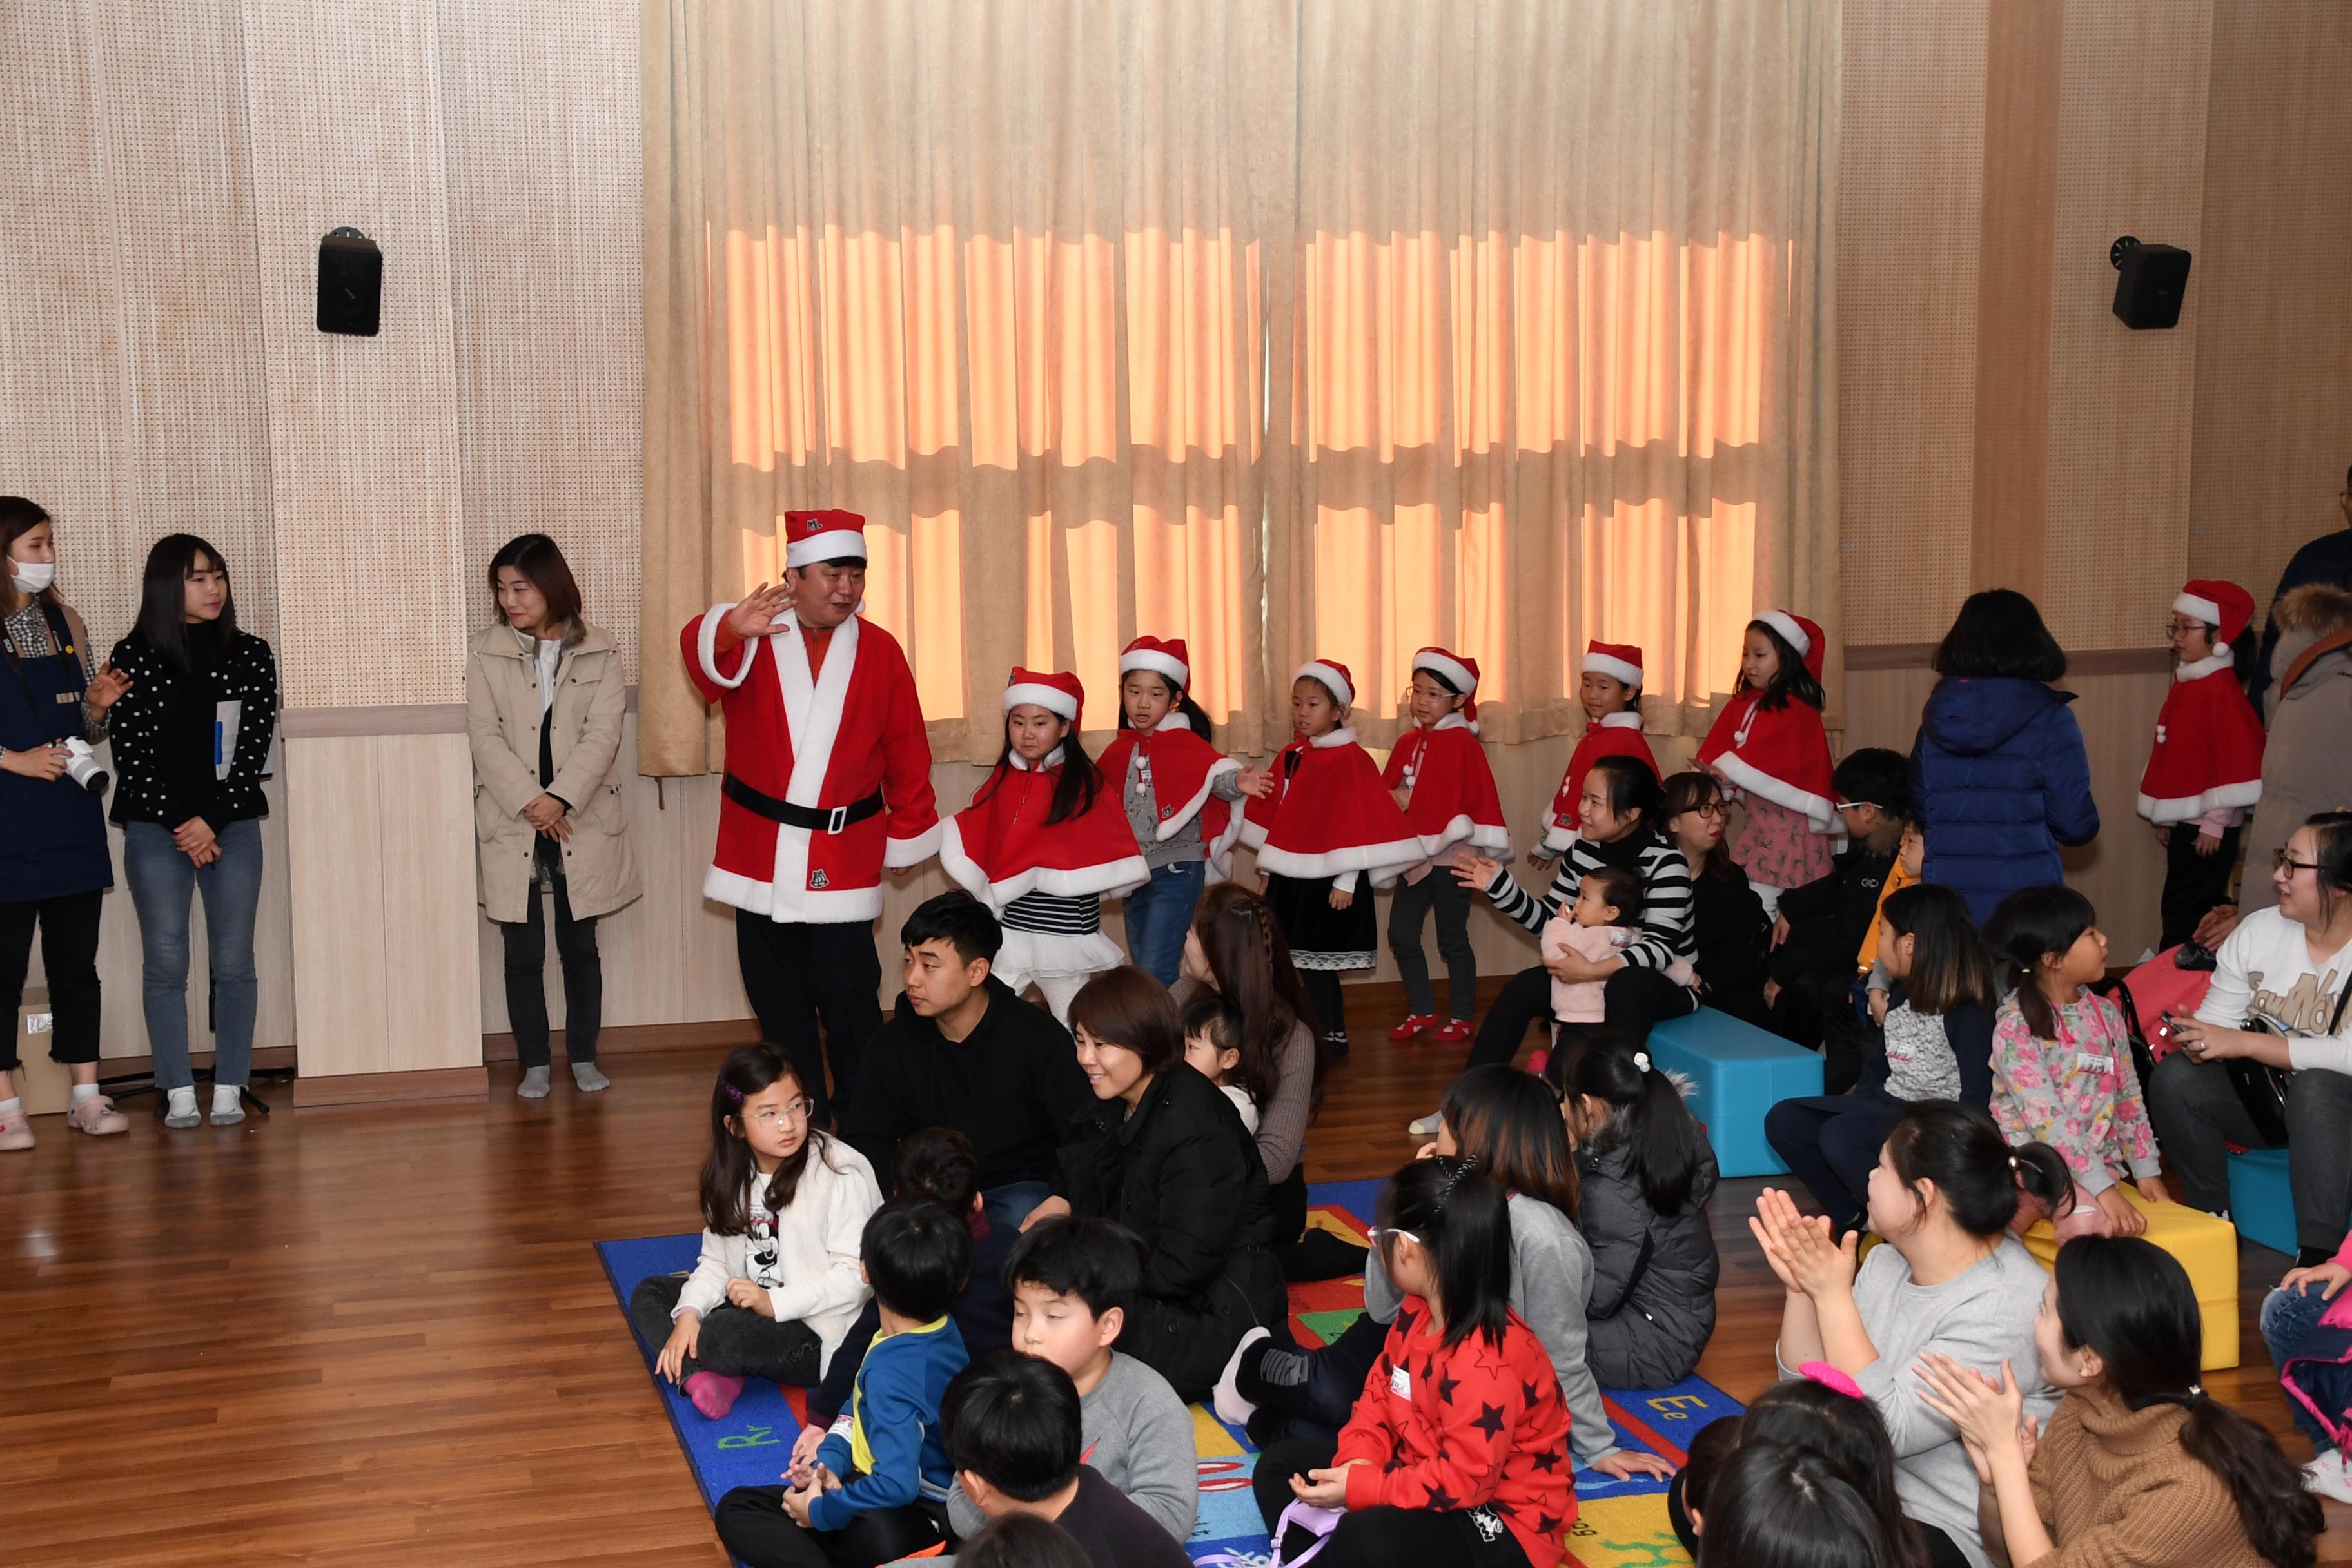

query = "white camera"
[{"left": 60, "top": 738, "right": 108, "bottom": 795}]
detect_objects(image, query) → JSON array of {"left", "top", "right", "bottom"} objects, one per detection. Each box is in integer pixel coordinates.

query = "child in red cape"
[
  {"left": 2140, "top": 580, "right": 2266, "bottom": 950},
  {"left": 1695, "top": 612, "right": 1837, "bottom": 918},
  {"left": 1536, "top": 641, "right": 1658, "bottom": 862},
  {"left": 939, "top": 669, "right": 1147, "bottom": 1022},
  {"left": 1097, "top": 636, "right": 1271, "bottom": 986},
  {"left": 1240, "top": 659, "right": 1420, "bottom": 1056},
  {"left": 1382, "top": 648, "right": 1509, "bottom": 1044}
]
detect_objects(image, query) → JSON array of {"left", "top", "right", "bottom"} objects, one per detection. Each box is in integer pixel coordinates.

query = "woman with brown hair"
[
  {"left": 1175, "top": 884, "right": 1320, "bottom": 1219},
  {"left": 466, "top": 533, "right": 640, "bottom": 1099},
  {"left": 0, "top": 497, "right": 132, "bottom": 1150},
  {"left": 1020, "top": 965, "right": 1285, "bottom": 1402},
  {"left": 1215, "top": 1063, "right": 1674, "bottom": 1480}
]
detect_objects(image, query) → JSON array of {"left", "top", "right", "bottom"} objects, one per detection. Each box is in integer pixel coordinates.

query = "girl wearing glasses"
[
  {"left": 628, "top": 1043, "right": 882, "bottom": 1420},
  {"left": 2151, "top": 812, "right": 2352, "bottom": 1269}
]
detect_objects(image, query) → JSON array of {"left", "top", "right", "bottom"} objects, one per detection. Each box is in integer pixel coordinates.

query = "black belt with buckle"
[{"left": 723, "top": 774, "right": 884, "bottom": 834}]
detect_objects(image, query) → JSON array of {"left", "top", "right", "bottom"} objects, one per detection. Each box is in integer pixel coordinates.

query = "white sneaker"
[
  {"left": 2304, "top": 1448, "right": 2352, "bottom": 1504},
  {"left": 1213, "top": 1326, "right": 1270, "bottom": 1427},
  {"left": 1407, "top": 1110, "right": 1443, "bottom": 1138}
]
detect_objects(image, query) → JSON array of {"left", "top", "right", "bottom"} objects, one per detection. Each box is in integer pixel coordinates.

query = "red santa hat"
[
  {"left": 1582, "top": 640, "right": 1645, "bottom": 688},
  {"left": 1754, "top": 610, "right": 1827, "bottom": 680},
  {"left": 783, "top": 509, "right": 868, "bottom": 571},
  {"left": 2173, "top": 580, "right": 2255, "bottom": 645},
  {"left": 1003, "top": 667, "right": 1084, "bottom": 721},
  {"left": 1411, "top": 646, "right": 1480, "bottom": 723},
  {"left": 1294, "top": 658, "right": 1355, "bottom": 710},
  {"left": 1118, "top": 636, "right": 1191, "bottom": 690}
]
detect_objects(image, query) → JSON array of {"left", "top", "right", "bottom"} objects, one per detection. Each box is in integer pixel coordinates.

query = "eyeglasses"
[
  {"left": 2276, "top": 852, "right": 2322, "bottom": 877},
  {"left": 1833, "top": 801, "right": 1879, "bottom": 814},
  {"left": 1680, "top": 801, "right": 1729, "bottom": 819},
  {"left": 748, "top": 1097, "right": 816, "bottom": 1127},
  {"left": 1367, "top": 1226, "right": 1421, "bottom": 1246}
]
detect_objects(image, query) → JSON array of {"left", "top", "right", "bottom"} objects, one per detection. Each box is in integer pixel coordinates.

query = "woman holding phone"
[
  {"left": 0, "top": 497, "right": 133, "bottom": 1150},
  {"left": 106, "top": 534, "right": 279, "bottom": 1130}
]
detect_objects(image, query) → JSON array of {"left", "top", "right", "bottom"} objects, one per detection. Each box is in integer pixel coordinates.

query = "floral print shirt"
[{"left": 1990, "top": 988, "right": 2161, "bottom": 1194}]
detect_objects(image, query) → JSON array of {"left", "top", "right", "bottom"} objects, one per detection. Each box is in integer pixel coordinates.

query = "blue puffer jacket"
[{"left": 1910, "top": 676, "right": 2099, "bottom": 925}]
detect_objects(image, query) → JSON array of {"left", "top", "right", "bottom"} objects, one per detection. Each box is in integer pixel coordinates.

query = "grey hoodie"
[{"left": 2243, "top": 629, "right": 2352, "bottom": 915}]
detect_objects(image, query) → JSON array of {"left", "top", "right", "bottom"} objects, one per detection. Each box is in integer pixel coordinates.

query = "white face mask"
[{"left": 9, "top": 559, "right": 54, "bottom": 594}]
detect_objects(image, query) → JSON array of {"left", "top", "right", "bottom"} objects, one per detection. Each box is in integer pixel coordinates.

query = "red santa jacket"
[
  {"left": 938, "top": 747, "right": 1149, "bottom": 907},
  {"left": 1335, "top": 1300, "right": 1575, "bottom": 1568},
  {"left": 1382, "top": 715, "right": 1510, "bottom": 862},
  {"left": 1694, "top": 689, "right": 1836, "bottom": 832},
  {"left": 1543, "top": 712, "right": 1658, "bottom": 852},
  {"left": 1095, "top": 716, "right": 1244, "bottom": 874},
  {"left": 2137, "top": 651, "right": 2266, "bottom": 825},
  {"left": 681, "top": 606, "right": 939, "bottom": 923},
  {"left": 1239, "top": 728, "right": 1420, "bottom": 887}
]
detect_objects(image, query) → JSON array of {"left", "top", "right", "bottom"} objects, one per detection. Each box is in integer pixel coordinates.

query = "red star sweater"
[{"left": 1334, "top": 1301, "right": 1575, "bottom": 1566}]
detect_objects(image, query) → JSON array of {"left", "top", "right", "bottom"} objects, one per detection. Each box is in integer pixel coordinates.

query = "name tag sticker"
[
  {"left": 54, "top": 691, "right": 76, "bottom": 705},
  {"left": 2075, "top": 1052, "right": 2114, "bottom": 1075},
  {"left": 1389, "top": 1364, "right": 1411, "bottom": 1399}
]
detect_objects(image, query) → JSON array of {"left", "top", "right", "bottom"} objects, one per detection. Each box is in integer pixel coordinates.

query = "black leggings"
[
  {"left": 1466, "top": 963, "right": 1698, "bottom": 1069},
  {"left": 0, "top": 888, "right": 101, "bottom": 1071},
  {"left": 1239, "top": 1310, "right": 1387, "bottom": 1442},
  {"left": 627, "top": 1274, "right": 823, "bottom": 1385},
  {"left": 1253, "top": 1436, "right": 1533, "bottom": 1568},
  {"left": 2160, "top": 823, "right": 2240, "bottom": 952},
  {"left": 714, "top": 1489, "right": 946, "bottom": 1568},
  {"left": 1302, "top": 969, "right": 1348, "bottom": 1039}
]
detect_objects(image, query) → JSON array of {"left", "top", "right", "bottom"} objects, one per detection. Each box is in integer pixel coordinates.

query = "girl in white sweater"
[{"left": 627, "top": 1044, "right": 881, "bottom": 1418}]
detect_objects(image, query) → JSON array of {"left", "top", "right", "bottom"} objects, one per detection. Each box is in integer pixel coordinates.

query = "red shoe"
[
  {"left": 1387, "top": 1015, "right": 1440, "bottom": 1041},
  {"left": 1429, "top": 1019, "right": 1473, "bottom": 1044}
]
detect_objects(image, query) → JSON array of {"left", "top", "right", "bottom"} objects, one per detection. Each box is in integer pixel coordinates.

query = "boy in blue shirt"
[{"left": 715, "top": 1200, "right": 973, "bottom": 1568}]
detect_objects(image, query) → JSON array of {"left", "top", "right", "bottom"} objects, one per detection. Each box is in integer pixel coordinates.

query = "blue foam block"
[
  {"left": 1648, "top": 1006, "right": 1825, "bottom": 1177},
  {"left": 2228, "top": 1148, "right": 2298, "bottom": 1255}
]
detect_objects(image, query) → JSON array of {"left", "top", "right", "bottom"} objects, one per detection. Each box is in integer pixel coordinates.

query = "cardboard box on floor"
[{"left": 14, "top": 986, "right": 73, "bottom": 1116}]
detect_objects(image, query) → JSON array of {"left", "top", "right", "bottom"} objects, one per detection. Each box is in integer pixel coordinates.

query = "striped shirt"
[
  {"left": 1484, "top": 830, "right": 1695, "bottom": 974},
  {"left": 1001, "top": 889, "right": 1102, "bottom": 936}
]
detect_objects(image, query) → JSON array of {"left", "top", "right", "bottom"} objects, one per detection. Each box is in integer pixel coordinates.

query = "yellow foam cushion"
[{"left": 2021, "top": 1186, "right": 2240, "bottom": 1371}]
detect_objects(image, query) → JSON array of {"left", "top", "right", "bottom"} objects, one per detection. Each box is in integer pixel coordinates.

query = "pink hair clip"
[
  {"left": 720, "top": 1082, "right": 745, "bottom": 1104},
  {"left": 1799, "top": 1361, "right": 1865, "bottom": 1400}
]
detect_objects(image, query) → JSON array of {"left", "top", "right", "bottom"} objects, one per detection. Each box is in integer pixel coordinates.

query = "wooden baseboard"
[
  {"left": 93, "top": 1046, "right": 298, "bottom": 1086},
  {"left": 480, "top": 1017, "right": 766, "bottom": 1063},
  {"left": 293, "top": 1065, "right": 489, "bottom": 1107}
]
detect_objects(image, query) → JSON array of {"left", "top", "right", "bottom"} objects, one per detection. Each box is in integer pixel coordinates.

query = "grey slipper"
[{"left": 517, "top": 1066, "right": 551, "bottom": 1099}]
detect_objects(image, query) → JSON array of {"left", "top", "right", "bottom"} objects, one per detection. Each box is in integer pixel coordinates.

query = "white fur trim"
[
  {"left": 785, "top": 533, "right": 868, "bottom": 570},
  {"left": 703, "top": 861, "right": 885, "bottom": 924},
  {"left": 1712, "top": 751, "right": 1838, "bottom": 832},
  {"left": 1406, "top": 813, "right": 1513, "bottom": 863},
  {"left": 2173, "top": 651, "right": 2235, "bottom": 683},
  {"left": 1118, "top": 648, "right": 1190, "bottom": 689},
  {"left": 1295, "top": 662, "right": 1353, "bottom": 709},
  {"left": 696, "top": 604, "right": 757, "bottom": 689},
  {"left": 1598, "top": 710, "right": 1644, "bottom": 730},
  {"left": 1151, "top": 757, "right": 1241, "bottom": 843},
  {"left": 1202, "top": 796, "right": 1247, "bottom": 878},
  {"left": 1411, "top": 649, "right": 1476, "bottom": 697},
  {"left": 1007, "top": 745, "right": 1066, "bottom": 771},
  {"left": 1754, "top": 611, "right": 1811, "bottom": 660},
  {"left": 1582, "top": 651, "right": 1645, "bottom": 687},
  {"left": 1152, "top": 712, "right": 1192, "bottom": 733},
  {"left": 938, "top": 818, "right": 1149, "bottom": 908},
  {"left": 885, "top": 819, "right": 941, "bottom": 868},
  {"left": 1004, "top": 683, "right": 1081, "bottom": 720},
  {"left": 2173, "top": 590, "right": 2222, "bottom": 628},
  {"left": 1255, "top": 835, "right": 1428, "bottom": 890},
  {"left": 1307, "top": 725, "right": 1358, "bottom": 749},
  {"left": 1237, "top": 816, "right": 1269, "bottom": 850},
  {"left": 2135, "top": 779, "right": 2263, "bottom": 825},
  {"left": 1432, "top": 712, "right": 1476, "bottom": 734},
  {"left": 1541, "top": 819, "right": 1579, "bottom": 854}
]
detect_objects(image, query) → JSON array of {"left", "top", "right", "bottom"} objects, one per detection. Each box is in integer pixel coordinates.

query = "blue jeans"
[
  {"left": 123, "top": 818, "right": 264, "bottom": 1091},
  {"left": 1123, "top": 859, "right": 1205, "bottom": 987},
  {"left": 982, "top": 1180, "right": 1052, "bottom": 1237},
  {"left": 2264, "top": 1280, "right": 2349, "bottom": 1455}
]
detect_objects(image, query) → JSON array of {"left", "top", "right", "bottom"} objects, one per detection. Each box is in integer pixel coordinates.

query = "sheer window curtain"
[{"left": 642, "top": 0, "right": 1838, "bottom": 775}]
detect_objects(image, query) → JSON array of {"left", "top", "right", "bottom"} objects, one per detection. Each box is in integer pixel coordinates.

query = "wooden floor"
[{"left": 5, "top": 1025, "right": 2347, "bottom": 1565}]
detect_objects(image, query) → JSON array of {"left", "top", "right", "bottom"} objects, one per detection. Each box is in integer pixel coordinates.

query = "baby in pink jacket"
[{"left": 1542, "top": 867, "right": 1646, "bottom": 1022}]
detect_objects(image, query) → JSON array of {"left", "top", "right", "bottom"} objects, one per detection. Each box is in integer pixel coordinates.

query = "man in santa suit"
[{"left": 680, "top": 511, "right": 940, "bottom": 1124}]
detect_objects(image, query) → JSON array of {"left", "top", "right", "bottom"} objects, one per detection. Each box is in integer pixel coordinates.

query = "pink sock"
[{"left": 685, "top": 1371, "right": 745, "bottom": 1420}]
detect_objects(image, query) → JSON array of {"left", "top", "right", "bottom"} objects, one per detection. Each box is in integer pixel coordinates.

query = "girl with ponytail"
[
  {"left": 1548, "top": 1038, "right": 1721, "bottom": 1386},
  {"left": 1749, "top": 1100, "right": 2071, "bottom": 1568},
  {"left": 1919, "top": 1235, "right": 2322, "bottom": 1568}
]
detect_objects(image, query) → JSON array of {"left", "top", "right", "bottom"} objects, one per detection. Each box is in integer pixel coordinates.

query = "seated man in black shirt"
[
  {"left": 845, "top": 892, "right": 1093, "bottom": 1235},
  {"left": 941, "top": 1352, "right": 1193, "bottom": 1568},
  {"left": 1764, "top": 747, "right": 1909, "bottom": 1092}
]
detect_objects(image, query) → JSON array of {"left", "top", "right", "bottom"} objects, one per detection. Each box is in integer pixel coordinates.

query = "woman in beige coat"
[
  {"left": 467, "top": 535, "right": 640, "bottom": 1097},
  {"left": 2235, "top": 583, "right": 2352, "bottom": 921}
]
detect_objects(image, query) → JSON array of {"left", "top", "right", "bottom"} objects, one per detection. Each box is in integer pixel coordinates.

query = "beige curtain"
[{"left": 643, "top": 0, "right": 1839, "bottom": 774}]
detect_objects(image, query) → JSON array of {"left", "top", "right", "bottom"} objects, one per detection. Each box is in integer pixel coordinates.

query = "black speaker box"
[
  {"left": 2112, "top": 240, "right": 2191, "bottom": 330},
  {"left": 318, "top": 228, "right": 382, "bottom": 337}
]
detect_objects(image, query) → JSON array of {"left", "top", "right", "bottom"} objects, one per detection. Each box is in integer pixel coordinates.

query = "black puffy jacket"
[
  {"left": 1577, "top": 1135, "right": 1721, "bottom": 1388},
  {"left": 1054, "top": 1062, "right": 1286, "bottom": 1400}
]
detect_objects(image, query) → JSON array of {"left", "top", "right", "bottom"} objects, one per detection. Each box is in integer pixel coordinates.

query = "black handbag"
[{"left": 2225, "top": 981, "right": 2352, "bottom": 1146}]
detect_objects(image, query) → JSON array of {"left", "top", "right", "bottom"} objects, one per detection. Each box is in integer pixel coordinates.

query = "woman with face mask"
[{"left": 0, "top": 497, "right": 134, "bottom": 1150}]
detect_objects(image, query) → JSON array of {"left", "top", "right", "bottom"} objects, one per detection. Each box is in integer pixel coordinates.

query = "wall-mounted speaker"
[
  {"left": 2110, "top": 236, "right": 2191, "bottom": 330},
  {"left": 318, "top": 226, "right": 382, "bottom": 336}
]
